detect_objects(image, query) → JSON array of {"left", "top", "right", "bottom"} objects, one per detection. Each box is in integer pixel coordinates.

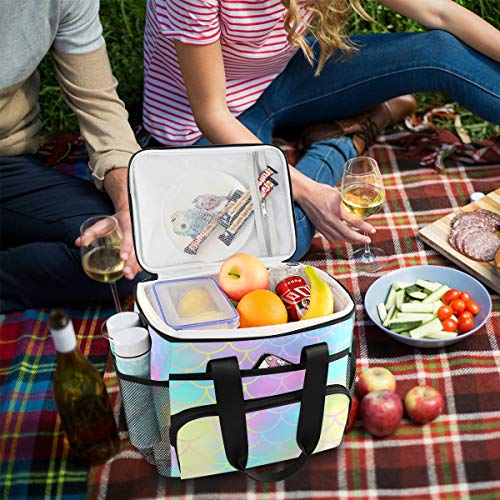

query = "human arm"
[
  {"left": 379, "top": 0, "right": 500, "bottom": 62},
  {"left": 51, "top": 0, "right": 141, "bottom": 279},
  {"left": 175, "top": 40, "right": 374, "bottom": 246}
]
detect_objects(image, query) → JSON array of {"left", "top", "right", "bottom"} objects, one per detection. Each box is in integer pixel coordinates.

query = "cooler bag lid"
[{"left": 128, "top": 145, "right": 296, "bottom": 277}]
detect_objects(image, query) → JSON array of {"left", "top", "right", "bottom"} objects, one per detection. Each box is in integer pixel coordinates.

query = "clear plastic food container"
[{"left": 152, "top": 277, "right": 239, "bottom": 330}]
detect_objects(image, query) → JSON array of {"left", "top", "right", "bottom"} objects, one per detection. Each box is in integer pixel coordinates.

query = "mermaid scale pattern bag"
[{"left": 119, "top": 145, "right": 356, "bottom": 481}]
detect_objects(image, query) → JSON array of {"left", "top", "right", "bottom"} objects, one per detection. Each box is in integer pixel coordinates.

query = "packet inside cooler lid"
[
  {"left": 128, "top": 145, "right": 296, "bottom": 277},
  {"left": 151, "top": 276, "right": 239, "bottom": 330}
]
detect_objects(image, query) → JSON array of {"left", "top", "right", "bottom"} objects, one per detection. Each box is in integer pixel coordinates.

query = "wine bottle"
[{"left": 49, "top": 310, "right": 120, "bottom": 463}]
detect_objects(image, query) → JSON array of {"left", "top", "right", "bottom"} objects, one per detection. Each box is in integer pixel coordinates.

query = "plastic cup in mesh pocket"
[
  {"left": 105, "top": 312, "right": 141, "bottom": 354},
  {"left": 114, "top": 327, "right": 162, "bottom": 449}
]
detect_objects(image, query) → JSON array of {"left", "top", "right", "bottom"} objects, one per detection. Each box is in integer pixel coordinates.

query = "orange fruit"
[{"left": 236, "top": 289, "right": 288, "bottom": 328}]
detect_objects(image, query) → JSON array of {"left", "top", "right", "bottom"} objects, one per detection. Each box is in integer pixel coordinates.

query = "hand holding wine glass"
[
  {"left": 340, "top": 157, "right": 386, "bottom": 271},
  {"left": 80, "top": 215, "right": 125, "bottom": 312}
]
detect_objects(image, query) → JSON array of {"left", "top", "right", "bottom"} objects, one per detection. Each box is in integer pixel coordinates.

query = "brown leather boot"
[{"left": 299, "top": 94, "right": 417, "bottom": 154}]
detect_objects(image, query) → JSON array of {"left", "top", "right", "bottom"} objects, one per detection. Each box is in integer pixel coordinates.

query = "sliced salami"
[
  {"left": 475, "top": 209, "right": 500, "bottom": 229},
  {"left": 475, "top": 209, "right": 500, "bottom": 221},
  {"left": 454, "top": 227, "right": 487, "bottom": 254},
  {"left": 450, "top": 212, "right": 470, "bottom": 228},
  {"left": 462, "top": 231, "right": 500, "bottom": 262},
  {"left": 448, "top": 209, "right": 500, "bottom": 262},
  {"left": 448, "top": 227, "right": 461, "bottom": 250},
  {"left": 452, "top": 212, "right": 497, "bottom": 231}
]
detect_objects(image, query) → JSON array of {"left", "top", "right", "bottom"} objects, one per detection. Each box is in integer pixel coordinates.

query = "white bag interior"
[{"left": 129, "top": 145, "right": 296, "bottom": 277}]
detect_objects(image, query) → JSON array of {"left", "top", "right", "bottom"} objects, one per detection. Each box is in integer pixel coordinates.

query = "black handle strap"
[
  {"left": 348, "top": 336, "right": 357, "bottom": 394},
  {"left": 208, "top": 342, "right": 329, "bottom": 482}
]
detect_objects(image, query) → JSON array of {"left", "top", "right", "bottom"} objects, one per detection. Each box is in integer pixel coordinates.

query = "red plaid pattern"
[
  {"left": 1, "top": 131, "right": 499, "bottom": 500},
  {"left": 87, "top": 136, "right": 500, "bottom": 499}
]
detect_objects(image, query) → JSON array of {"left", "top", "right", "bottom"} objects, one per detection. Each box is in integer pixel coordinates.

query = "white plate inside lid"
[{"left": 161, "top": 170, "right": 254, "bottom": 262}]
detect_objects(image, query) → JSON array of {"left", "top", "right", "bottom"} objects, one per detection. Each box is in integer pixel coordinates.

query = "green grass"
[
  {"left": 39, "top": 0, "right": 147, "bottom": 139},
  {"left": 38, "top": 0, "right": 499, "bottom": 142},
  {"left": 349, "top": 0, "right": 500, "bottom": 141}
]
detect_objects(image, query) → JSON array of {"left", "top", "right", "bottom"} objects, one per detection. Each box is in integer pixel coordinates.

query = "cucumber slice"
[
  {"left": 377, "top": 303, "right": 388, "bottom": 322},
  {"left": 433, "top": 301, "right": 443, "bottom": 315},
  {"left": 395, "top": 313, "right": 435, "bottom": 323},
  {"left": 396, "top": 289, "right": 405, "bottom": 310},
  {"left": 409, "top": 318, "right": 444, "bottom": 339},
  {"left": 400, "top": 302, "right": 435, "bottom": 314},
  {"left": 383, "top": 305, "right": 396, "bottom": 327},
  {"left": 385, "top": 287, "right": 397, "bottom": 310},
  {"left": 394, "top": 281, "right": 413, "bottom": 290},
  {"left": 416, "top": 279, "right": 441, "bottom": 292},
  {"left": 407, "top": 291, "right": 428, "bottom": 300},
  {"left": 404, "top": 285, "right": 423, "bottom": 295},
  {"left": 389, "top": 319, "right": 423, "bottom": 332},
  {"left": 426, "top": 331, "right": 458, "bottom": 339},
  {"left": 421, "top": 285, "right": 450, "bottom": 304}
]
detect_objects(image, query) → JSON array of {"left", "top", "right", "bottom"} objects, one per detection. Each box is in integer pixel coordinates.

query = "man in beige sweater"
[{"left": 0, "top": 0, "right": 144, "bottom": 312}]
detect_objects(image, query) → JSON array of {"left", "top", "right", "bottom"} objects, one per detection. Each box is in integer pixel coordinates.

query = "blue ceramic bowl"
[{"left": 364, "top": 265, "right": 492, "bottom": 348}]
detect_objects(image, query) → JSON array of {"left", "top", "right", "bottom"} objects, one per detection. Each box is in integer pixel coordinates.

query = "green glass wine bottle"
[{"left": 49, "top": 310, "right": 120, "bottom": 463}]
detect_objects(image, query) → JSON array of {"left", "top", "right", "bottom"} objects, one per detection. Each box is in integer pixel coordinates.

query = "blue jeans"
[
  {"left": 196, "top": 31, "right": 500, "bottom": 259},
  {"left": 0, "top": 155, "right": 145, "bottom": 312}
]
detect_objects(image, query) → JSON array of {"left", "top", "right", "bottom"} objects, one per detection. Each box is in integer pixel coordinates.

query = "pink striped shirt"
[{"left": 143, "top": 0, "right": 312, "bottom": 145}]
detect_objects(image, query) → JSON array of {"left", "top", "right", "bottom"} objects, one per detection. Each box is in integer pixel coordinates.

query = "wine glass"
[
  {"left": 340, "top": 157, "right": 386, "bottom": 272},
  {"left": 80, "top": 215, "right": 125, "bottom": 312}
]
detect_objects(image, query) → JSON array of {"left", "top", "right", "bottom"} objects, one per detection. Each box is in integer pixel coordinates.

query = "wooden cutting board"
[{"left": 419, "top": 187, "right": 500, "bottom": 293}]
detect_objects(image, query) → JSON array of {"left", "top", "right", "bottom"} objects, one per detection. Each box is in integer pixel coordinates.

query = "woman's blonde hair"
[{"left": 281, "top": 0, "right": 372, "bottom": 75}]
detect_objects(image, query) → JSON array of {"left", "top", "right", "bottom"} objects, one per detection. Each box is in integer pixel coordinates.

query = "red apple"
[
  {"left": 404, "top": 385, "right": 444, "bottom": 424},
  {"left": 359, "top": 390, "right": 403, "bottom": 437},
  {"left": 218, "top": 253, "right": 270, "bottom": 301},
  {"left": 357, "top": 367, "right": 396, "bottom": 398},
  {"left": 345, "top": 394, "right": 359, "bottom": 432}
]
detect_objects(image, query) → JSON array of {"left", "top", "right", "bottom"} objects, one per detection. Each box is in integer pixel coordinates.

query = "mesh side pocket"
[
  {"left": 151, "top": 384, "right": 172, "bottom": 476},
  {"left": 116, "top": 373, "right": 172, "bottom": 476}
]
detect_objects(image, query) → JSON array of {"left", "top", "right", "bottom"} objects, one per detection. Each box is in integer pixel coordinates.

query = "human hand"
[
  {"left": 110, "top": 204, "right": 141, "bottom": 280},
  {"left": 75, "top": 168, "right": 142, "bottom": 280},
  {"left": 292, "top": 173, "right": 376, "bottom": 245}
]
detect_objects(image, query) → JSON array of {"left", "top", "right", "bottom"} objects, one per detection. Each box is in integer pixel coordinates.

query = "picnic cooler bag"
[{"left": 116, "top": 145, "right": 356, "bottom": 481}]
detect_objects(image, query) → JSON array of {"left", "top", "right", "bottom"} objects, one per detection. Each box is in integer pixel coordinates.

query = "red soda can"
[{"left": 276, "top": 276, "right": 311, "bottom": 321}]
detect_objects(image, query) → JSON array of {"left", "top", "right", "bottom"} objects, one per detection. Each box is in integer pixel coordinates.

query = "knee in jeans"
[{"left": 424, "top": 30, "right": 466, "bottom": 62}]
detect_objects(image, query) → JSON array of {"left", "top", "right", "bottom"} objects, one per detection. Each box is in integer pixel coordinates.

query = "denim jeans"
[
  {"left": 0, "top": 155, "right": 146, "bottom": 312},
  {"left": 196, "top": 31, "right": 500, "bottom": 260}
]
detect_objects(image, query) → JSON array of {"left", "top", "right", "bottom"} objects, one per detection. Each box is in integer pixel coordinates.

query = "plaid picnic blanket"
[{"left": 1, "top": 129, "right": 499, "bottom": 500}]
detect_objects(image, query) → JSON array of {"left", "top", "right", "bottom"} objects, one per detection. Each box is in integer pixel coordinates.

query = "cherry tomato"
[
  {"left": 459, "top": 291, "right": 472, "bottom": 303},
  {"left": 442, "top": 318, "right": 458, "bottom": 332},
  {"left": 442, "top": 289, "right": 460, "bottom": 305},
  {"left": 459, "top": 311, "right": 473, "bottom": 321},
  {"left": 437, "top": 305, "right": 453, "bottom": 321},
  {"left": 467, "top": 301, "right": 480, "bottom": 315},
  {"left": 450, "top": 299, "right": 467, "bottom": 315},
  {"left": 458, "top": 317, "right": 474, "bottom": 333}
]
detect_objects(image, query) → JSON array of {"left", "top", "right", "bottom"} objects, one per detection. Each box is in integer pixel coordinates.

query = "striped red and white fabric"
[{"left": 143, "top": 0, "right": 313, "bottom": 145}]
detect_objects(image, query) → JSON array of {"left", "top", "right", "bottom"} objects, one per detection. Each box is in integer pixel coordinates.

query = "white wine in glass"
[
  {"left": 82, "top": 246, "right": 124, "bottom": 283},
  {"left": 341, "top": 157, "right": 386, "bottom": 271},
  {"left": 80, "top": 216, "right": 124, "bottom": 312}
]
